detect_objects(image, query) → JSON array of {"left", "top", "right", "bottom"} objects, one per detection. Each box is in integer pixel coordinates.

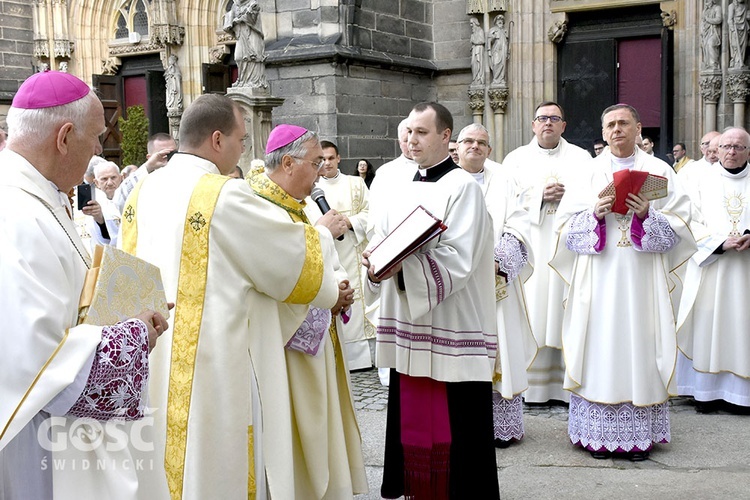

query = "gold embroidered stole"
[
  {"left": 247, "top": 171, "right": 341, "bottom": 355},
  {"left": 122, "top": 174, "right": 249, "bottom": 499},
  {"left": 247, "top": 170, "right": 324, "bottom": 304},
  {"left": 120, "top": 178, "right": 145, "bottom": 255}
]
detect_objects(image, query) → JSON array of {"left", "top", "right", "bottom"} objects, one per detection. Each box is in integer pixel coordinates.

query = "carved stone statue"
[
  {"left": 224, "top": 0, "right": 268, "bottom": 89},
  {"left": 164, "top": 54, "right": 183, "bottom": 111},
  {"left": 470, "top": 17, "right": 486, "bottom": 86},
  {"left": 702, "top": 0, "right": 722, "bottom": 71},
  {"left": 488, "top": 14, "right": 509, "bottom": 86},
  {"left": 728, "top": 0, "right": 750, "bottom": 70}
]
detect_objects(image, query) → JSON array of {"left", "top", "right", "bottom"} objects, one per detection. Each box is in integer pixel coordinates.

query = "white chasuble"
[
  {"left": 677, "top": 165, "right": 750, "bottom": 379},
  {"left": 503, "top": 137, "right": 592, "bottom": 351},
  {"left": 481, "top": 165, "right": 538, "bottom": 398},
  {"left": 121, "top": 155, "right": 354, "bottom": 500},
  {"left": 0, "top": 150, "right": 139, "bottom": 500},
  {"left": 551, "top": 148, "right": 696, "bottom": 406},
  {"left": 306, "top": 173, "right": 374, "bottom": 370}
]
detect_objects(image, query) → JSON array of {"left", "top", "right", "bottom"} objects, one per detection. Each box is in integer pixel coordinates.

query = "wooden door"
[
  {"left": 557, "top": 39, "right": 616, "bottom": 152},
  {"left": 93, "top": 74, "right": 123, "bottom": 165}
]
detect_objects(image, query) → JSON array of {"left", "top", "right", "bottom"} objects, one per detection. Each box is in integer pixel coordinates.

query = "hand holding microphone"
[{"left": 311, "top": 187, "right": 346, "bottom": 241}]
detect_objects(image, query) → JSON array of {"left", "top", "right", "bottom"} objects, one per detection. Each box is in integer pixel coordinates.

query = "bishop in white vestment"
[
  {"left": 551, "top": 105, "right": 695, "bottom": 460},
  {"left": 1, "top": 71, "right": 166, "bottom": 500}
]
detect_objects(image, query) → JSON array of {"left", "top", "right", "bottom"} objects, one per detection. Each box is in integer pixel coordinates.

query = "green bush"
[{"left": 119, "top": 105, "right": 149, "bottom": 167}]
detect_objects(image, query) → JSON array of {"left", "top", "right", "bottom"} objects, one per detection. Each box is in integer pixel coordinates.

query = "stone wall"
[{"left": 0, "top": 0, "right": 34, "bottom": 124}]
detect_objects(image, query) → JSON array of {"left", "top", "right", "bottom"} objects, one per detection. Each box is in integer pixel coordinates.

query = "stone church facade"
[{"left": 0, "top": 0, "right": 746, "bottom": 170}]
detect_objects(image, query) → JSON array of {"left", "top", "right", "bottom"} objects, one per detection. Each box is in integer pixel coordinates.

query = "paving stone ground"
[{"left": 349, "top": 368, "right": 750, "bottom": 500}]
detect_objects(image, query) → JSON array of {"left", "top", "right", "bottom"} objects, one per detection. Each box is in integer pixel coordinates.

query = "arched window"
[
  {"left": 133, "top": 0, "right": 149, "bottom": 36},
  {"left": 115, "top": 13, "right": 129, "bottom": 40},
  {"left": 113, "top": 0, "right": 151, "bottom": 41}
]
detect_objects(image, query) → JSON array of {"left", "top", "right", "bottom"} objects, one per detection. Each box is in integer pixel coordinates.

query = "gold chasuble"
[
  {"left": 123, "top": 174, "right": 255, "bottom": 498},
  {"left": 247, "top": 170, "right": 367, "bottom": 498},
  {"left": 248, "top": 171, "right": 342, "bottom": 353}
]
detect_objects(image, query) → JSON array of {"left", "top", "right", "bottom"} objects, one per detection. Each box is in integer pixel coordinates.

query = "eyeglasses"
[
  {"left": 534, "top": 115, "right": 563, "bottom": 123},
  {"left": 719, "top": 144, "right": 748, "bottom": 152},
  {"left": 671, "top": 149, "right": 683, "bottom": 154},
  {"left": 459, "top": 138, "right": 490, "bottom": 147},
  {"left": 292, "top": 156, "right": 325, "bottom": 170}
]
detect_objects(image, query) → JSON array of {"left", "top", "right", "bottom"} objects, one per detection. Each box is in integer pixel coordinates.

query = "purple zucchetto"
[
  {"left": 12, "top": 71, "right": 90, "bottom": 110},
  {"left": 266, "top": 124, "right": 308, "bottom": 153}
]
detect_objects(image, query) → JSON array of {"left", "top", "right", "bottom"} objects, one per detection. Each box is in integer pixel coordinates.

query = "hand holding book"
[
  {"left": 364, "top": 205, "right": 447, "bottom": 280},
  {"left": 598, "top": 170, "right": 668, "bottom": 215}
]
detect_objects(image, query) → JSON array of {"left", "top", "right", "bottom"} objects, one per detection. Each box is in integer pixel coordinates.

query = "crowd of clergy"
[{"left": 1, "top": 68, "right": 748, "bottom": 500}]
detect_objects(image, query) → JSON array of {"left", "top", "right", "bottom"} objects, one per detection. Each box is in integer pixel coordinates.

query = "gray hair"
[
  {"left": 6, "top": 90, "right": 99, "bottom": 146},
  {"left": 93, "top": 160, "right": 120, "bottom": 178},
  {"left": 264, "top": 130, "right": 318, "bottom": 172},
  {"left": 457, "top": 123, "right": 490, "bottom": 145}
]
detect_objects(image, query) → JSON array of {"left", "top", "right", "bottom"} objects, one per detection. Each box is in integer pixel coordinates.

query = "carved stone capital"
[
  {"left": 661, "top": 9, "right": 676, "bottom": 30},
  {"left": 548, "top": 20, "right": 568, "bottom": 44},
  {"left": 699, "top": 74, "right": 723, "bottom": 103},
  {"left": 727, "top": 73, "right": 750, "bottom": 103},
  {"left": 468, "top": 88, "right": 486, "bottom": 112},
  {"left": 33, "top": 40, "right": 49, "bottom": 58},
  {"left": 488, "top": 87, "right": 509, "bottom": 113},
  {"left": 53, "top": 39, "right": 74, "bottom": 59},
  {"left": 151, "top": 24, "right": 185, "bottom": 46}
]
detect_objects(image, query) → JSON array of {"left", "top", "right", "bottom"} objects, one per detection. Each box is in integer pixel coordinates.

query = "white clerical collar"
[
  {"left": 417, "top": 155, "right": 451, "bottom": 176},
  {"left": 469, "top": 170, "right": 485, "bottom": 184},
  {"left": 610, "top": 149, "right": 636, "bottom": 172},
  {"left": 321, "top": 171, "right": 340, "bottom": 181},
  {"left": 536, "top": 140, "right": 561, "bottom": 156}
]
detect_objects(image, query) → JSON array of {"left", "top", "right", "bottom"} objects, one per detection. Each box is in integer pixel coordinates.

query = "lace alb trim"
[
  {"left": 568, "top": 394, "right": 670, "bottom": 452},
  {"left": 566, "top": 210, "right": 600, "bottom": 254},
  {"left": 67, "top": 319, "right": 150, "bottom": 421},
  {"left": 640, "top": 207, "right": 679, "bottom": 253},
  {"left": 492, "top": 393, "right": 524, "bottom": 441},
  {"left": 494, "top": 233, "right": 528, "bottom": 283}
]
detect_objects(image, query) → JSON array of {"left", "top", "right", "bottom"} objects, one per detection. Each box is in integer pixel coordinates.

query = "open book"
[
  {"left": 598, "top": 170, "right": 668, "bottom": 214},
  {"left": 78, "top": 245, "right": 169, "bottom": 326},
  {"left": 367, "top": 205, "right": 447, "bottom": 279}
]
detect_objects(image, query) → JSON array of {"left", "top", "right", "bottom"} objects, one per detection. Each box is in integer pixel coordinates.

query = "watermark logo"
[{"left": 36, "top": 414, "right": 157, "bottom": 472}]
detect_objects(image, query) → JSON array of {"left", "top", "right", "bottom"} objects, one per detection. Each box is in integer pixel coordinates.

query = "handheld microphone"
[{"left": 311, "top": 187, "right": 344, "bottom": 241}]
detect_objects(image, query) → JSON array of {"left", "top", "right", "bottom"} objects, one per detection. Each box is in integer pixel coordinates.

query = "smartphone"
[
  {"left": 77, "top": 183, "right": 94, "bottom": 210},
  {"left": 166, "top": 150, "right": 177, "bottom": 161}
]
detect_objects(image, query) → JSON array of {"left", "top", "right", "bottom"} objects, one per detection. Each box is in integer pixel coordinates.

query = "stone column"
[
  {"left": 225, "top": 89, "right": 284, "bottom": 170},
  {"left": 489, "top": 87, "right": 509, "bottom": 160},
  {"left": 699, "top": 74, "right": 722, "bottom": 132},
  {"left": 727, "top": 71, "right": 750, "bottom": 127}
]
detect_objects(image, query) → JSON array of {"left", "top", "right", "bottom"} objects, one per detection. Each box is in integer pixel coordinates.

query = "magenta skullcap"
[
  {"left": 12, "top": 71, "right": 90, "bottom": 110},
  {"left": 266, "top": 124, "right": 308, "bottom": 153}
]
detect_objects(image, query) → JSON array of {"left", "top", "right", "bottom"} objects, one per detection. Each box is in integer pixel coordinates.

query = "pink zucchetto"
[
  {"left": 12, "top": 71, "right": 90, "bottom": 110},
  {"left": 266, "top": 124, "right": 308, "bottom": 153}
]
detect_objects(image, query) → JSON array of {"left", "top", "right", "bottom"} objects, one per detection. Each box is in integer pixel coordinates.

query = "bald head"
[
  {"left": 94, "top": 161, "right": 122, "bottom": 199},
  {"left": 700, "top": 131, "right": 720, "bottom": 160},
  {"left": 718, "top": 127, "right": 750, "bottom": 170}
]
